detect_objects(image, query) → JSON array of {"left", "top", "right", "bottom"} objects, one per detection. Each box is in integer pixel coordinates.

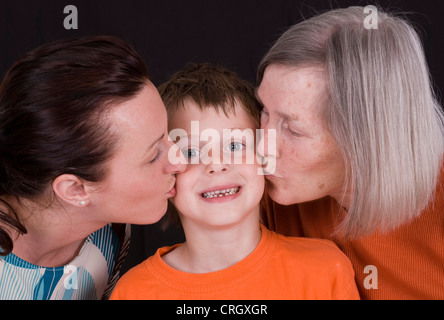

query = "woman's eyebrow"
[
  {"left": 143, "top": 133, "right": 165, "bottom": 157},
  {"left": 149, "top": 133, "right": 165, "bottom": 148},
  {"left": 254, "top": 88, "right": 296, "bottom": 121},
  {"left": 254, "top": 88, "right": 264, "bottom": 106},
  {"left": 276, "top": 111, "right": 296, "bottom": 121}
]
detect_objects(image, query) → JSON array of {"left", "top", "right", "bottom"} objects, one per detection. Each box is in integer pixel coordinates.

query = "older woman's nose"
[{"left": 257, "top": 128, "right": 278, "bottom": 159}]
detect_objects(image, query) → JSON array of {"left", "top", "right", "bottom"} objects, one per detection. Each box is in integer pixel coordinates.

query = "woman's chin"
[{"left": 267, "top": 186, "right": 300, "bottom": 206}]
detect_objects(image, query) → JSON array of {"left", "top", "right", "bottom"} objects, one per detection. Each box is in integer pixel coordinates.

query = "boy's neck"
[{"left": 162, "top": 214, "right": 261, "bottom": 274}]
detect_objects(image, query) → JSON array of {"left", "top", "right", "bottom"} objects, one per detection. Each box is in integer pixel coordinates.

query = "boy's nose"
[
  {"left": 207, "top": 162, "right": 228, "bottom": 175},
  {"left": 200, "top": 142, "right": 229, "bottom": 174},
  {"left": 206, "top": 150, "right": 229, "bottom": 174}
]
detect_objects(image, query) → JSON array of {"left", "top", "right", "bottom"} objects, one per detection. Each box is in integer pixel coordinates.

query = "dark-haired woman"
[{"left": 0, "top": 36, "right": 185, "bottom": 299}]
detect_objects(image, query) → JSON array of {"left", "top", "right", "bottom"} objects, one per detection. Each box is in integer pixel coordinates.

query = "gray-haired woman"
[{"left": 257, "top": 6, "right": 444, "bottom": 299}]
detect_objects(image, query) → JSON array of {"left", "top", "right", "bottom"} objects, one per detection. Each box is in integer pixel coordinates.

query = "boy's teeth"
[{"left": 202, "top": 187, "right": 240, "bottom": 199}]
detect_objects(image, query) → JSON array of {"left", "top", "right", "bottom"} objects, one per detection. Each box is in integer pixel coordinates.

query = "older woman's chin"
[
  {"left": 267, "top": 181, "right": 326, "bottom": 206},
  {"left": 266, "top": 183, "right": 298, "bottom": 206}
]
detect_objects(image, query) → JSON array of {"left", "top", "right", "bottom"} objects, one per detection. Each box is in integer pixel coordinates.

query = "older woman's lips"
[{"left": 265, "top": 173, "right": 283, "bottom": 180}]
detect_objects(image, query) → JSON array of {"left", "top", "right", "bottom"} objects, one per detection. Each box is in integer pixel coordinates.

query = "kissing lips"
[
  {"left": 166, "top": 178, "right": 177, "bottom": 197},
  {"left": 167, "top": 185, "right": 176, "bottom": 197}
]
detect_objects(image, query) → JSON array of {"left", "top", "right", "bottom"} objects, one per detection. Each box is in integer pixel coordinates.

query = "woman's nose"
[
  {"left": 257, "top": 128, "right": 278, "bottom": 158},
  {"left": 165, "top": 139, "right": 187, "bottom": 174}
]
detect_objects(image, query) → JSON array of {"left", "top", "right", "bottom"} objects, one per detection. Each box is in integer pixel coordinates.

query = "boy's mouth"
[{"left": 201, "top": 186, "right": 240, "bottom": 199}]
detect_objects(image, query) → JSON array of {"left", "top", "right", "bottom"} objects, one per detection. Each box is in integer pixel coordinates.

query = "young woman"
[{"left": 0, "top": 36, "right": 185, "bottom": 299}]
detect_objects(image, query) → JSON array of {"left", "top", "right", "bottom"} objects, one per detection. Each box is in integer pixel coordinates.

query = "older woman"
[
  {"left": 257, "top": 7, "right": 444, "bottom": 299},
  {"left": 0, "top": 36, "right": 185, "bottom": 299}
]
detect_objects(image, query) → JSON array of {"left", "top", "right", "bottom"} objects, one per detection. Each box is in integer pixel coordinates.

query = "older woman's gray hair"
[{"left": 258, "top": 6, "right": 444, "bottom": 237}]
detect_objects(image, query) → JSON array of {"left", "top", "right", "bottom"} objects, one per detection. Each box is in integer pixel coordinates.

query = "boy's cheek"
[{"left": 173, "top": 169, "right": 196, "bottom": 198}]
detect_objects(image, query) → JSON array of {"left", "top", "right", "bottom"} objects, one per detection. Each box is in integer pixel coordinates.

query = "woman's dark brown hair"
[{"left": 0, "top": 35, "right": 149, "bottom": 255}]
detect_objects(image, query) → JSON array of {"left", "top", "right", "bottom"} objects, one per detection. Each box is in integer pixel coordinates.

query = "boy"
[{"left": 110, "top": 63, "right": 359, "bottom": 299}]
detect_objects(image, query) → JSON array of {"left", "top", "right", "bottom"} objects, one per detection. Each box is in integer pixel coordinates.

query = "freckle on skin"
[
  {"left": 307, "top": 82, "right": 311, "bottom": 88},
  {"left": 318, "top": 183, "right": 325, "bottom": 189}
]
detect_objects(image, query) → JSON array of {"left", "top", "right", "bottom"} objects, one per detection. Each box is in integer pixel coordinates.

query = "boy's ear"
[{"left": 52, "top": 174, "right": 90, "bottom": 207}]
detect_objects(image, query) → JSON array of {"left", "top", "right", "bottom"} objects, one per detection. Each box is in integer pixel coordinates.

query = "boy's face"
[{"left": 168, "top": 99, "right": 265, "bottom": 228}]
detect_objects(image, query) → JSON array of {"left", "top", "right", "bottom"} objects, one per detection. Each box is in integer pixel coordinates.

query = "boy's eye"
[
  {"left": 227, "top": 141, "right": 245, "bottom": 152},
  {"left": 182, "top": 148, "right": 199, "bottom": 159}
]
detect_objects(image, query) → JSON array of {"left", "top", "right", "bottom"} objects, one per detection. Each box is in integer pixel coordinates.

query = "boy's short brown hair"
[
  {"left": 158, "top": 63, "right": 263, "bottom": 229},
  {"left": 158, "top": 62, "right": 262, "bottom": 125}
]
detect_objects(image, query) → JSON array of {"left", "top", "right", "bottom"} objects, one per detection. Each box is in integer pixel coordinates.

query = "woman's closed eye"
[
  {"left": 283, "top": 121, "right": 303, "bottom": 138},
  {"left": 148, "top": 146, "right": 163, "bottom": 164}
]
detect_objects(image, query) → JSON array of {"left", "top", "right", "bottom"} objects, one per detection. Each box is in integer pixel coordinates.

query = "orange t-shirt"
[
  {"left": 262, "top": 171, "right": 444, "bottom": 299},
  {"left": 110, "top": 225, "right": 359, "bottom": 300}
]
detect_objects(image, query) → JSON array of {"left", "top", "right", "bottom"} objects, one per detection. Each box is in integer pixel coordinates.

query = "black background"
[{"left": 1, "top": 0, "right": 443, "bottom": 273}]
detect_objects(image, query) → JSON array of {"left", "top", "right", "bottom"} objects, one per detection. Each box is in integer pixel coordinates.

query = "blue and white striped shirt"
[{"left": 0, "top": 223, "right": 129, "bottom": 300}]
